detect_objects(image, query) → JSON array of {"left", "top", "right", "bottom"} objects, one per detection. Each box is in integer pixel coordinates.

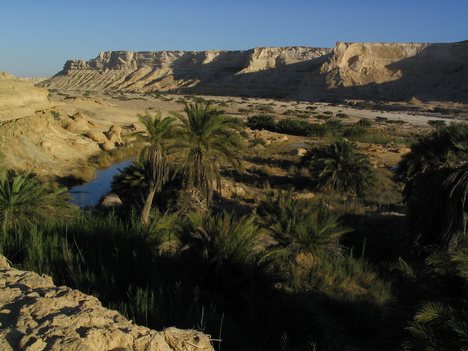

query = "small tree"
[{"left": 138, "top": 112, "right": 177, "bottom": 225}]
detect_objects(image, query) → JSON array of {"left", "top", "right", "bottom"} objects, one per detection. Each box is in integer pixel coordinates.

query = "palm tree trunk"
[
  {"left": 1, "top": 212, "right": 8, "bottom": 240},
  {"left": 141, "top": 187, "right": 156, "bottom": 225}
]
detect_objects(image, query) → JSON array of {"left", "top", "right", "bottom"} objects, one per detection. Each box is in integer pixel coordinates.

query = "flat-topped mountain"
[
  {"left": 42, "top": 47, "right": 331, "bottom": 97},
  {"left": 42, "top": 41, "right": 468, "bottom": 101}
]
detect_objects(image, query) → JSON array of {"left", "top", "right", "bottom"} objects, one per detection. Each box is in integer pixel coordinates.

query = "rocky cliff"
[
  {"left": 42, "top": 41, "right": 468, "bottom": 101},
  {"left": 297, "top": 41, "right": 468, "bottom": 101},
  {"left": 41, "top": 47, "right": 331, "bottom": 97},
  {"left": 0, "top": 256, "right": 214, "bottom": 351}
]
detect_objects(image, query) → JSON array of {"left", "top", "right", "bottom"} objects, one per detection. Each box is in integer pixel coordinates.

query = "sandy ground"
[
  {"left": 49, "top": 91, "right": 463, "bottom": 128},
  {"left": 2, "top": 89, "right": 464, "bottom": 181}
]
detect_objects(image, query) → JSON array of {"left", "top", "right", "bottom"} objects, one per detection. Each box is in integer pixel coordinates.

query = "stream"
[{"left": 69, "top": 160, "right": 132, "bottom": 207}]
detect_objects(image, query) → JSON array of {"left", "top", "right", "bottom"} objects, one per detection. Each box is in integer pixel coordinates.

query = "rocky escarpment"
[
  {"left": 0, "top": 72, "right": 50, "bottom": 121},
  {"left": 0, "top": 256, "right": 214, "bottom": 351},
  {"left": 42, "top": 41, "right": 468, "bottom": 101},
  {"left": 298, "top": 41, "right": 468, "bottom": 101},
  {"left": 41, "top": 47, "right": 331, "bottom": 97}
]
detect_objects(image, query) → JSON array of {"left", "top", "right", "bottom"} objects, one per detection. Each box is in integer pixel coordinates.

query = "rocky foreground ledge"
[{"left": 0, "top": 256, "right": 214, "bottom": 351}]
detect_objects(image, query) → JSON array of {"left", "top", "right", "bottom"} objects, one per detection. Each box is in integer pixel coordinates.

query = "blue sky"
[{"left": 1, "top": 0, "right": 467, "bottom": 76}]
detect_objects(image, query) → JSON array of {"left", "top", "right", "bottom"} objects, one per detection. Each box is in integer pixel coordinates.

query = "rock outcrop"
[
  {"left": 0, "top": 72, "right": 50, "bottom": 121},
  {"left": 0, "top": 73, "right": 121, "bottom": 178},
  {"left": 298, "top": 41, "right": 468, "bottom": 101},
  {"left": 0, "top": 256, "right": 214, "bottom": 351},
  {"left": 42, "top": 41, "right": 468, "bottom": 101}
]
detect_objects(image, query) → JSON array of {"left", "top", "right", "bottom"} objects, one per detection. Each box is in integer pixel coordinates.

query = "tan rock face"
[
  {"left": 42, "top": 41, "right": 468, "bottom": 101},
  {"left": 0, "top": 256, "right": 214, "bottom": 351},
  {"left": 298, "top": 41, "right": 468, "bottom": 101},
  {"left": 0, "top": 72, "right": 50, "bottom": 122},
  {"left": 40, "top": 47, "right": 331, "bottom": 97}
]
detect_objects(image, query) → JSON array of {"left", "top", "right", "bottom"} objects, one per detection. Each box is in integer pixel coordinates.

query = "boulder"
[
  {"left": 99, "top": 193, "right": 123, "bottom": 208},
  {"left": 86, "top": 130, "right": 107, "bottom": 143},
  {"left": 290, "top": 147, "right": 307, "bottom": 157},
  {"left": 100, "top": 141, "right": 115, "bottom": 151},
  {"left": 105, "top": 125, "right": 123, "bottom": 145},
  {"left": 253, "top": 144, "right": 265, "bottom": 152}
]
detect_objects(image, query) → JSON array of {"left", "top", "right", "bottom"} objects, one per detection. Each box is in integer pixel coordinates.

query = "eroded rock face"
[
  {"left": 298, "top": 41, "right": 468, "bottom": 101},
  {"left": 0, "top": 72, "right": 50, "bottom": 122},
  {"left": 41, "top": 47, "right": 331, "bottom": 97},
  {"left": 42, "top": 41, "right": 468, "bottom": 101},
  {"left": 0, "top": 256, "right": 214, "bottom": 351}
]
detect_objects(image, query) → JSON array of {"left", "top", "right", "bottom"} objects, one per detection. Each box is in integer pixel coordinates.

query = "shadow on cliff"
[
  {"left": 308, "top": 41, "right": 468, "bottom": 103},
  {"left": 168, "top": 50, "right": 332, "bottom": 99},
  {"left": 171, "top": 42, "right": 468, "bottom": 103}
]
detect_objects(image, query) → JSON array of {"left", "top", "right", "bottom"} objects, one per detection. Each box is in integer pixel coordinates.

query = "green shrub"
[
  {"left": 301, "top": 140, "right": 375, "bottom": 195},
  {"left": 427, "top": 120, "right": 446, "bottom": 129},
  {"left": 356, "top": 118, "right": 372, "bottom": 127},
  {"left": 246, "top": 114, "right": 276, "bottom": 130},
  {"left": 276, "top": 119, "right": 311, "bottom": 136},
  {"left": 343, "top": 127, "right": 367, "bottom": 138}
]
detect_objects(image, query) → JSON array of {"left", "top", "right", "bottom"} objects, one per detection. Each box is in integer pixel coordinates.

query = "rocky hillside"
[
  {"left": 0, "top": 73, "right": 50, "bottom": 121},
  {"left": 0, "top": 73, "right": 126, "bottom": 177},
  {"left": 0, "top": 256, "right": 214, "bottom": 351},
  {"left": 42, "top": 41, "right": 468, "bottom": 102}
]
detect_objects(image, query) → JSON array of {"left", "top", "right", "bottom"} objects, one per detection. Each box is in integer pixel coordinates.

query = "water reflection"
[{"left": 69, "top": 160, "right": 132, "bottom": 207}]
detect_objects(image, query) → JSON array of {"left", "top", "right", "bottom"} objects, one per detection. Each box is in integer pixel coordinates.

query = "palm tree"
[
  {"left": 137, "top": 112, "right": 177, "bottom": 225},
  {"left": 0, "top": 171, "right": 71, "bottom": 236},
  {"left": 403, "top": 248, "right": 468, "bottom": 351},
  {"left": 111, "top": 159, "right": 150, "bottom": 207},
  {"left": 260, "top": 191, "right": 349, "bottom": 289},
  {"left": 179, "top": 211, "right": 263, "bottom": 264},
  {"left": 442, "top": 164, "right": 468, "bottom": 248},
  {"left": 172, "top": 102, "right": 244, "bottom": 204},
  {"left": 265, "top": 191, "right": 348, "bottom": 259},
  {"left": 301, "top": 140, "right": 375, "bottom": 195},
  {"left": 396, "top": 124, "right": 468, "bottom": 186},
  {"left": 396, "top": 124, "right": 468, "bottom": 248}
]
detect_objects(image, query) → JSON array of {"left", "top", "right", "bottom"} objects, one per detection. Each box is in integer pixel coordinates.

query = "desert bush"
[
  {"left": 427, "top": 120, "right": 446, "bottom": 129},
  {"left": 336, "top": 113, "right": 348, "bottom": 119},
  {"left": 356, "top": 118, "right": 372, "bottom": 127},
  {"left": 246, "top": 114, "right": 276, "bottom": 130},
  {"left": 375, "top": 116, "right": 389, "bottom": 123},
  {"left": 256, "top": 104, "right": 274, "bottom": 112},
  {"left": 276, "top": 118, "right": 312, "bottom": 136},
  {"left": 343, "top": 126, "right": 367, "bottom": 138}
]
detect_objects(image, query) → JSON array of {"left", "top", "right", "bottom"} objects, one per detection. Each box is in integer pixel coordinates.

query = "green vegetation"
[
  {"left": 396, "top": 123, "right": 468, "bottom": 248},
  {"left": 246, "top": 114, "right": 411, "bottom": 144},
  {"left": 0, "top": 171, "right": 72, "bottom": 236},
  {"left": 1, "top": 103, "right": 467, "bottom": 351},
  {"left": 137, "top": 112, "right": 177, "bottom": 224},
  {"left": 301, "top": 140, "right": 375, "bottom": 195},
  {"left": 173, "top": 102, "right": 244, "bottom": 203}
]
